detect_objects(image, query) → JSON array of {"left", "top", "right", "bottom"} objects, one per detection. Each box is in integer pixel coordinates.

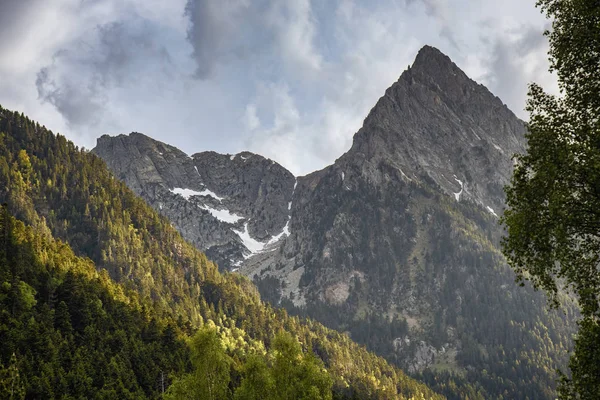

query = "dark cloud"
[
  {"left": 485, "top": 25, "right": 550, "bottom": 116},
  {"left": 184, "top": 0, "right": 278, "bottom": 79},
  {"left": 185, "top": 0, "right": 225, "bottom": 78},
  {"left": 36, "top": 66, "right": 107, "bottom": 127},
  {"left": 36, "top": 19, "right": 173, "bottom": 128},
  {"left": 0, "top": 0, "right": 41, "bottom": 42}
]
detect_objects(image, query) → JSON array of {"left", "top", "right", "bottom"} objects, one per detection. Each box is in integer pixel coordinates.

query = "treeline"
[{"left": 0, "top": 106, "right": 442, "bottom": 399}]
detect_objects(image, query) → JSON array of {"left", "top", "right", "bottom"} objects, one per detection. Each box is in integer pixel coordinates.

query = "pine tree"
[{"left": 0, "top": 353, "right": 25, "bottom": 400}]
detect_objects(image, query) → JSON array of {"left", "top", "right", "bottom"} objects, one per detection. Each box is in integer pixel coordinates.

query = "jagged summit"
[
  {"left": 93, "top": 132, "right": 295, "bottom": 269},
  {"left": 345, "top": 45, "right": 526, "bottom": 212},
  {"left": 412, "top": 45, "right": 455, "bottom": 72},
  {"left": 406, "top": 45, "right": 474, "bottom": 97}
]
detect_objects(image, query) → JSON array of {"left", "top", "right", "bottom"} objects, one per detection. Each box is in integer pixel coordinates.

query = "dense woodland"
[{"left": 0, "top": 106, "right": 443, "bottom": 399}]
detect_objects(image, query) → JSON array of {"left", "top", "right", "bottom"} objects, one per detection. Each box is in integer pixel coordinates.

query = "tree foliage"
[
  {"left": 165, "top": 327, "right": 232, "bottom": 400},
  {"left": 502, "top": 1, "right": 600, "bottom": 398}
]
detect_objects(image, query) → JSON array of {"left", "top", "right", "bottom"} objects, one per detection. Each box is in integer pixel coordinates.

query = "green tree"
[
  {"left": 234, "top": 355, "right": 275, "bottom": 400},
  {"left": 0, "top": 353, "right": 25, "bottom": 400},
  {"left": 165, "top": 327, "right": 232, "bottom": 400},
  {"left": 501, "top": 1, "right": 600, "bottom": 398},
  {"left": 271, "top": 332, "right": 332, "bottom": 400}
]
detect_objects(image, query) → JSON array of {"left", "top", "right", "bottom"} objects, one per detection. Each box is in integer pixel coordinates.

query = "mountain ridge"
[{"left": 93, "top": 45, "right": 576, "bottom": 399}]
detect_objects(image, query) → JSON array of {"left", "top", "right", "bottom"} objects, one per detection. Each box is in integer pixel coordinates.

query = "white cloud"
[
  {"left": 266, "top": 0, "right": 323, "bottom": 74},
  {"left": 243, "top": 104, "right": 261, "bottom": 131},
  {"left": 0, "top": 0, "right": 556, "bottom": 174}
]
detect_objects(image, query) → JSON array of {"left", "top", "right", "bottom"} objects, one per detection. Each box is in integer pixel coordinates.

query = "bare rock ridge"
[
  {"left": 345, "top": 44, "right": 526, "bottom": 214},
  {"left": 94, "top": 45, "right": 572, "bottom": 398},
  {"left": 94, "top": 132, "right": 295, "bottom": 269}
]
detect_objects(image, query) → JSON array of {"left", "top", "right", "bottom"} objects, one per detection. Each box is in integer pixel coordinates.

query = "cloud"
[
  {"left": 266, "top": 0, "right": 323, "bottom": 73},
  {"left": 241, "top": 83, "right": 305, "bottom": 173},
  {"left": 36, "top": 18, "right": 174, "bottom": 129},
  {"left": 243, "top": 104, "right": 261, "bottom": 131},
  {"left": 184, "top": 0, "right": 252, "bottom": 78},
  {"left": 0, "top": 0, "right": 556, "bottom": 174},
  {"left": 184, "top": 0, "right": 322, "bottom": 80},
  {"left": 480, "top": 22, "right": 556, "bottom": 118},
  {"left": 0, "top": 0, "right": 41, "bottom": 42},
  {"left": 35, "top": 65, "right": 107, "bottom": 127},
  {"left": 241, "top": 0, "right": 431, "bottom": 173}
]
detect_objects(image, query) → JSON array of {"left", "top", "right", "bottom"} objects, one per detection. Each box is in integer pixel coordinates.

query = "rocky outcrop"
[{"left": 93, "top": 133, "right": 295, "bottom": 269}]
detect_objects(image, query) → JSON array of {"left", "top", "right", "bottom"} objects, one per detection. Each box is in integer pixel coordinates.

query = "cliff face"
[
  {"left": 346, "top": 45, "right": 525, "bottom": 213},
  {"left": 94, "top": 133, "right": 295, "bottom": 268},
  {"left": 94, "top": 46, "right": 574, "bottom": 398}
]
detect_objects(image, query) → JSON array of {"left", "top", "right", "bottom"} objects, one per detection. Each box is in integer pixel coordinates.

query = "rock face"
[
  {"left": 94, "top": 46, "right": 574, "bottom": 398},
  {"left": 93, "top": 133, "right": 295, "bottom": 269},
  {"left": 347, "top": 45, "right": 525, "bottom": 214}
]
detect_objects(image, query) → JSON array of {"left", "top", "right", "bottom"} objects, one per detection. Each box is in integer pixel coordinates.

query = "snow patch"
[
  {"left": 240, "top": 155, "right": 249, "bottom": 161},
  {"left": 170, "top": 188, "right": 204, "bottom": 200},
  {"left": 230, "top": 154, "right": 236, "bottom": 161},
  {"left": 267, "top": 221, "right": 290, "bottom": 245},
  {"left": 287, "top": 178, "right": 297, "bottom": 213},
  {"left": 453, "top": 176, "right": 463, "bottom": 201},
  {"left": 170, "top": 187, "right": 224, "bottom": 202},
  {"left": 486, "top": 206, "right": 498, "bottom": 217},
  {"left": 398, "top": 167, "right": 411, "bottom": 181},
  {"left": 233, "top": 223, "right": 267, "bottom": 256},
  {"left": 280, "top": 179, "right": 297, "bottom": 235},
  {"left": 198, "top": 188, "right": 224, "bottom": 201},
  {"left": 282, "top": 220, "right": 290, "bottom": 236},
  {"left": 194, "top": 166, "right": 200, "bottom": 176},
  {"left": 199, "top": 205, "right": 243, "bottom": 223},
  {"left": 341, "top": 171, "right": 345, "bottom": 181},
  {"left": 492, "top": 143, "right": 503, "bottom": 152}
]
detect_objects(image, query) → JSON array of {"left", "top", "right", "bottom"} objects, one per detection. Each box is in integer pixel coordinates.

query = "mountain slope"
[
  {"left": 94, "top": 46, "right": 578, "bottom": 399},
  {"left": 94, "top": 132, "right": 295, "bottom": 269},
  {"left": 0, "top": 206, "right": 191, "bottom": 399},
  {"left": 0, "top": 105, "right": 442, "bottom": 399}
]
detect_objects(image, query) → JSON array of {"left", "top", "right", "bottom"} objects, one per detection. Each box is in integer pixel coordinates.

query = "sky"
[{"left": 0, "top": 0, "right": 557, "bottom": 176}]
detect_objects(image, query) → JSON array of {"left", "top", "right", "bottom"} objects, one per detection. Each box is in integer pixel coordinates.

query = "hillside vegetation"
[{"left": 0, "top": 105, "right": 442, "bottom": 399}]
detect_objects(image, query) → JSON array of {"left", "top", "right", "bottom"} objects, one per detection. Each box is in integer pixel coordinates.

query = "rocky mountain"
[
  {"left": 94, "top": 133, "right": 295, "bottom": 268},
  {"left": 94, "top": 46, "right": 576, "bottom": 399}
]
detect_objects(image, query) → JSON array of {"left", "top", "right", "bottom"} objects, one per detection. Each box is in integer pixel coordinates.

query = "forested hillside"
[{"left": 0, "top": 106, "right": 443, "bottom": 399}]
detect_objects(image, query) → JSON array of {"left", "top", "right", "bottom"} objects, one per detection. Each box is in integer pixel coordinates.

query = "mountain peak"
[
  {"left": 345, "top": 45, "right": 526, "bottom": 213},
  {"left": 410, "top": 45, "right": 459, "bottom": 78}
]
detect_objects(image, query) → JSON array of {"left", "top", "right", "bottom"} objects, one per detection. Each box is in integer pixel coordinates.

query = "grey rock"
[{"left": 93, "top": 133, "right": 295, "bottom": 269}]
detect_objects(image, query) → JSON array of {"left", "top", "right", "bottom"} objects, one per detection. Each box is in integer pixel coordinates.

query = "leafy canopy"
[{"left": 502, "top": 0, "right": 600, "bottom": 398}]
